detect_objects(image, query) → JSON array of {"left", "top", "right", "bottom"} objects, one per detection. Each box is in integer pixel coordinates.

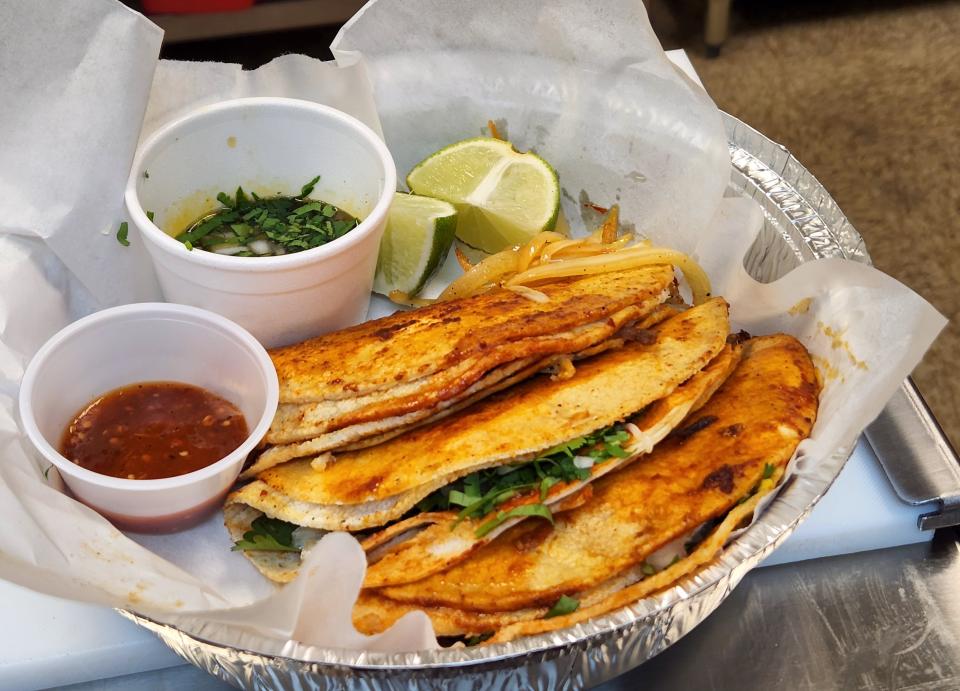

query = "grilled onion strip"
[{"left": 426, "top": 206, "right": 711, "bottom": 306}]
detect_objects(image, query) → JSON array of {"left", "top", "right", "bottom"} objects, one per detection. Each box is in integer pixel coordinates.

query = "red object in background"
[{"left": 142, "top": 0, "right": 254, "bottom": 14}]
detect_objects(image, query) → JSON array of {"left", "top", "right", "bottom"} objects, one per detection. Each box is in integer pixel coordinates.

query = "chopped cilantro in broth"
[{"left": 176, "top": 176, "right": 359, "bottom": 256}]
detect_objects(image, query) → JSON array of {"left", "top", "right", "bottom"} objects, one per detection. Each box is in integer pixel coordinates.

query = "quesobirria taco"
[{"left": 242, "top": 265, "right": 678, "bottom": 477}]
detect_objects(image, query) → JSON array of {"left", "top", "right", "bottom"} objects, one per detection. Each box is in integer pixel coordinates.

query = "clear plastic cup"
[{"left": 18, "top": 303, "right": 278, "bottom": 533}]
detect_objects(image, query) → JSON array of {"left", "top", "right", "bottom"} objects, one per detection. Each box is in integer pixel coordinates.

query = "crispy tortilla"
[
  {"left": 250, "top": 298, "right": 730, "bottom": 514},
  {"left": 227, "top": 299, "right": 727, "bottom": 531},
  {"left": 363, "top": 334, "right": 818, "bottom": 618},
  {"left": 226, "top": 344, "right": 738, "bottom": 585},
  {"left": 225, "top": 489, "right": 595, "bottom": 586},
  {"left": 352, "top": 471, "right": 780, "bottom": 639},
  {"left": 248, "top": 304, "right": 680, "bottom": 477},
  {"left": 227, "top": 476, "right": 420, "bottom": 532},
  {"left": 246, "top": 334, "right": 658, "bottom": 480},
  {"left": 487, "top": 468, "right": 787, "bottom": 643},
  {"left": 360, "top": 343, "right": 741, "bottom": 589},
  {"left": 271, "top": 266, "right": 675, "bottom": 406},
  {"left": 246, "top": 356, "right": 547, "bottom": 478},
  {"left": 265, "top": 303, "right": 652, "bottom": 445}
]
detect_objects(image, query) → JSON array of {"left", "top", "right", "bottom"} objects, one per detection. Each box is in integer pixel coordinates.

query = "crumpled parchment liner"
[
  {"left": 0, "top": 0, "right": 946, "bottom": 662},
  {"left": 0, "top": 0, "right": 161, "bottom": 307},
  {"left": 332, "top": 0, "right": 731, "bottom": 253},
  {"left": 160, "top": 533, "right": 437, "bottom": 656}
]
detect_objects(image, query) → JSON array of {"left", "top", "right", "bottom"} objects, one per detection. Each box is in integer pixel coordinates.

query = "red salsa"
[{"left": 60, "top": 382, "right": 249, "bottom": 480}]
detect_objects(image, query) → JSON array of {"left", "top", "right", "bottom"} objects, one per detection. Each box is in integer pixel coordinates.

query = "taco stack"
[{"left": 224, "top": 270, "right": 819, "bottom": 645}]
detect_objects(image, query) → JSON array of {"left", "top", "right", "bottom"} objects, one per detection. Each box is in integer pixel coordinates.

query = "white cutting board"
[{"left": 0, "top": 51, "right": 931, "bottom": 690}]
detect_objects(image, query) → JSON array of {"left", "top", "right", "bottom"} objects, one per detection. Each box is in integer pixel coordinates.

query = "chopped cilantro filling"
[
  {"left": 475, "top": 503, "right": 554, "bottom": 538},
  {"left": 545, "top": 594, "right": 580, "bottom": 618},
  {"left": 464, "top": 632, "right": 494, "bottom": 646},
  {"left": 232, "top": 515, "right": 300, "bottom": 552},
  {"left": 417, "top": 422, "right": 633, "bottom": 536}
]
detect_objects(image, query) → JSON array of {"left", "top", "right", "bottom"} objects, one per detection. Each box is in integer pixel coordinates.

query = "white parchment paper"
[
  {"left": 0, "top": 0, "right": 946, "bottom": 659},
  {"left": 0, "top": 0, "right": 161, "bottom": 308},
  {"left": 332, "top": 0, "right": 731, "bottom": 251}
]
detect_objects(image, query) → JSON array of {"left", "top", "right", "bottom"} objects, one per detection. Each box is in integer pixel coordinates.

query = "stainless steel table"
[
  {"left": 605, "top": 528, "right": 960, "bottom": 691},
  {"left": 61, "top": 528, "right": 960, "bottom": 690}
]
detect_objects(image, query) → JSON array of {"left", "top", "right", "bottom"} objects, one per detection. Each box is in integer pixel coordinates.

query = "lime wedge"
[
  {"left": 374, "top": 192, "right": 458, "bottom": 296},
  {"left": 406, "top": 137, "right": 560, "bottom": 253}
]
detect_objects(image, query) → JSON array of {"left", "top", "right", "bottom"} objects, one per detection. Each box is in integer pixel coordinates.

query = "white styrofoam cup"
[{"left": 125, "top": 97, "right": 397, "bottom": 348}]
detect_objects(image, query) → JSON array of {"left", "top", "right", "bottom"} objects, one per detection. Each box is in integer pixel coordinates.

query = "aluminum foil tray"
[{"left": 119, "top": 113, "right": 875, "bottom": 689}]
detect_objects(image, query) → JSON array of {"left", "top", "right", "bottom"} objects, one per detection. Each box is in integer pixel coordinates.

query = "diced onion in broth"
[{"left": 249, "top": 239, "right": 273, "bottom": 256}]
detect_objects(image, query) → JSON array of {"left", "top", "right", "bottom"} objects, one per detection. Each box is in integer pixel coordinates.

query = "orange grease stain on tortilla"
[
  {"left": 227, "top": 136, "right": 237, "bottom": 148},
  {"left": 788, "top": 297, "right": 812, "bottom": 315},
  {"left": 817, "top": 321, "right": 868, "bottom": 370}
]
